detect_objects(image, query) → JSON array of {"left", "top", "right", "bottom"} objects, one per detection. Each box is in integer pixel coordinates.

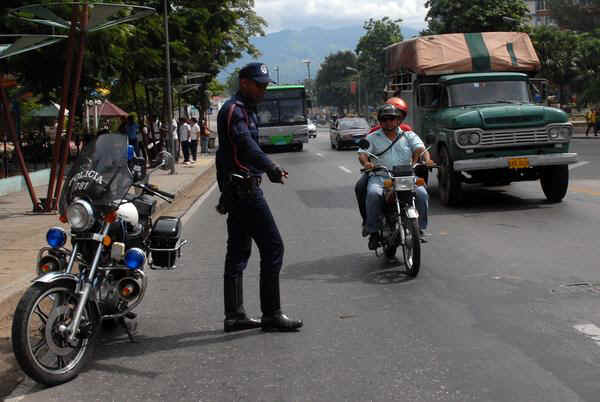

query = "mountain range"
[{"left": 218, "top": 25, "right": 420, "bottom": 85}]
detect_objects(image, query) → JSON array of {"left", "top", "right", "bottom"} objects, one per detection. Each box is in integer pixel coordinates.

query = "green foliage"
[
  {"left": 529, "top": 25, "right": 580, "bottom": 104},
  {"left": 575, "top": 29, "right": 600, "bottom": 104},
  {"left": 547, "top": 0, "right": 600, "bottom": 32},
  {"left": 424, "top": 0, "right": 530, "bottom": 34},
  {"left": 0, "top": 0, "right": 266, "bottom": 122},
  {"left": 314, "top": 51, "right": 357, "bottom": 109},
  {"left": 355, "top": 17, "right": 403, "bottom": 108}
]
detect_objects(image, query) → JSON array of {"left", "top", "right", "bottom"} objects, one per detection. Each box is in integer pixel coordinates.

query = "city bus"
[{"left": 256, "top": 84, "right": 309, "bottom": 151}]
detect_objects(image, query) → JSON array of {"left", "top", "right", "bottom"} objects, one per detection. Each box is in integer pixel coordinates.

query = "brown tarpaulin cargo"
[{"left": 385, "top": 32, "right": 540, "bottom": 76}]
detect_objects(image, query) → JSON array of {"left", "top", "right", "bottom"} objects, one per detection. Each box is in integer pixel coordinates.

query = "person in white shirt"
[
  {"left": 189, "top": 118, "right": 201, "bottom": 161},
  {"left": 178, "top": 118, "right": 192, "bottom": 164}
]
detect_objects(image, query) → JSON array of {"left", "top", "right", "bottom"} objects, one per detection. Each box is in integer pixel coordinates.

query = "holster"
[{"left": 216, "top": 171, "right": 261, "bottom": 215}]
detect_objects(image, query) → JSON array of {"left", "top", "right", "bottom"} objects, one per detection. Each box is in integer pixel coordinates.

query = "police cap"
[{"left": 238, "top": 62, "right": 275, "bottom": 84}]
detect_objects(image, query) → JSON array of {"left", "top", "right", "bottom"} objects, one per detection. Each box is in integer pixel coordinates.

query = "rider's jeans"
[{"left": 365, "top": 175, "right": 429, "bottom": 234}]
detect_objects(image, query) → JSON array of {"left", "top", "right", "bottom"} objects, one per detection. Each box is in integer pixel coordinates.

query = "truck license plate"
[{"left": 508, "top": 157, "right": 529, "bottom": 169}]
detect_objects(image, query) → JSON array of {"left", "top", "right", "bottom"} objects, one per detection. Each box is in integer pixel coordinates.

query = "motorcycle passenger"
[{"left": 358, "top": 103, "right": 434, "bottom": 250}]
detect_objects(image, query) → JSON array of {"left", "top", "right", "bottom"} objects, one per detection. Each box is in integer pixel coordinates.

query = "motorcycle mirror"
[{"left": 358, "top": 139, "right": 370, "bottom": 150}]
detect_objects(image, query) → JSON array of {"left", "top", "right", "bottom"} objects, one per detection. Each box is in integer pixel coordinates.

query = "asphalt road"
[{"left": 9, "top": 129, "right": 600, "bottom": 401}]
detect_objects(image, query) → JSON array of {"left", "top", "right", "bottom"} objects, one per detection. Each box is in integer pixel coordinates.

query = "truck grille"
[{"left": 479, "top": 128, "right": 549, "bottom": 147}]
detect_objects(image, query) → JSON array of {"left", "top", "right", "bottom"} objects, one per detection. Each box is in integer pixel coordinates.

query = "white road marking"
[
  {"left": 574, "top": 323, "right": 600, "bottom": 347},
  {"left": 182, "top": 182, "right": 218, "bottom": 225},
  {"left": 315, "top": 152, "right": 324, "bottom": 158},
  {"left": 339, "top": 166, "right": 352, "bottom": 174},
  {"left": 569, "top": 161, "right": 590, "bottom": 170}
]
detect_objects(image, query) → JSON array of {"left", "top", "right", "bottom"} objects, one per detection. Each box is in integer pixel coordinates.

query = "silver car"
[
  {"left": 307, "top": 118, "right": 317, "bottom": 138},
  {"left": 330, "top": 117, "right": 370, "bottom": 150}
]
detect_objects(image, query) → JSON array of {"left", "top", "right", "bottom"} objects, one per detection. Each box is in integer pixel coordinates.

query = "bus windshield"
[{"left": 257, "top": 86, "right": 306, "bottom": 126}]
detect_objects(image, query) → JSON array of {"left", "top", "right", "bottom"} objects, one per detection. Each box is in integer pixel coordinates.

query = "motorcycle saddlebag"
[{"left": 150, "top": 216, "right": 182, "bottom": 268}]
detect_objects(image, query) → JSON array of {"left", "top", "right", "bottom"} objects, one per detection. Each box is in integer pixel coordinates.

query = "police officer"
[{"left": 216, "top": 62, "right": 303, "bottom": 333}]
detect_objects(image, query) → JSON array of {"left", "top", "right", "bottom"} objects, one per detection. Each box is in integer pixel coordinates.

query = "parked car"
[
  {"left": 307, "top": 118, "right": 317, "bottom": 138},
  {"left": 329, "top": 117, "right": 370, "bottom": 150}
]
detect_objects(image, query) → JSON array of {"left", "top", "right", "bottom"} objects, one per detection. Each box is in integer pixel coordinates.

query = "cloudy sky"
[{"left": 254, "top": 0, "right": 429, "bottom": 33}]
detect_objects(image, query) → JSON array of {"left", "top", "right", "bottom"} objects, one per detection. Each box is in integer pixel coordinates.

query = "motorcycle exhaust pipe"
[{"left": 117, "top": 277, "right": 142, "bottom": 301}]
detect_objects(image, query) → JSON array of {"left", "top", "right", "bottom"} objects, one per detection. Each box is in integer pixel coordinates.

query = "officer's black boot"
[
  {"left": 224, "top": 276, "right": 261, "bottom": 332},
  {"left": 260, "top": 273, "right": 303, "bottom": 332}
]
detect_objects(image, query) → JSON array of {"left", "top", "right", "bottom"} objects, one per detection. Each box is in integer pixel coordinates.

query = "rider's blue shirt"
[{"left": 358, "top": 127, "right": 424, "bottom": 170}]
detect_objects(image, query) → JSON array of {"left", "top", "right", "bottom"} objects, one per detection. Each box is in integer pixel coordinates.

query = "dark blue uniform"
[{"left": 216, "top": 93, "right": 284, "bottom": 280}]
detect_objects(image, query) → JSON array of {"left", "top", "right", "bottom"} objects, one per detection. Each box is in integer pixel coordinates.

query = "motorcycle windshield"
[{"left": 59, "top": 134, "right": 133, "bottom": 214}]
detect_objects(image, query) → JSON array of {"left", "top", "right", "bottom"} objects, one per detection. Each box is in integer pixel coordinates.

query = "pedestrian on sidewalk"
[
  {"left": 190, "top": 117, "right": 200, "bottom": 162},
  {"left": 216, "top": 62, "right": 302, "bottom": 333},
  {"left": 585, "top": 108, "right": 596, "bottom": 136},
  {"left": 200, "top": 117, "right": 211, "bottom": 155},
  {"left": 179, "top": 117, "right": 191, "bottom": 164},
  {"left": 125, "top": 115, "right": 140, "bottom": 154}
]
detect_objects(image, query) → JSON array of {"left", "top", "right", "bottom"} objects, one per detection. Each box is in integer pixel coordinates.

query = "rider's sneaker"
[
  {"left": 368, "top": 233, "right": 380, "bottom": 250},
  {"left": 362, "top": 225, "right": 369, "bottom": 237}
]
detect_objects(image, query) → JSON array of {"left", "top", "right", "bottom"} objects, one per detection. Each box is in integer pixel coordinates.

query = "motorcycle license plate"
[{"left": 508, "top": 157, "right": 529, "bottom": 169}]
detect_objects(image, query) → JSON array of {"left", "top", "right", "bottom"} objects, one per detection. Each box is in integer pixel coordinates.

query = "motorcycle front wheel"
[
  {"left": 402, "top": 217, "right": 421, "bottom": 277},
  {"left": 12, "top": 280, "right": 99, "bottom": 386}
]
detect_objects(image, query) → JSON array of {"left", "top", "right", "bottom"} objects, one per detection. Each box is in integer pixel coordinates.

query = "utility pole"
[
  {"left": 164, "top": 0, "right": 175, "bottom": 168},
  {"left": 274, "top": 66, "right": 280, "bottom": 84},
  {"left": 346, "top": 66, "right": 361, "bottom": 116}
]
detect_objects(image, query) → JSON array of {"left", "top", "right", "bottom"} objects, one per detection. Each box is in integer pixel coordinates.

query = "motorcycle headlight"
[
  {"left": 124, "top": 248, "right": 146, "bottom": 269},
  {"left": 66, "top": 199, "right": 94, "bottom": 231},
  {"left": 46, "top": 227, "right": 67, "bottom": 249}
]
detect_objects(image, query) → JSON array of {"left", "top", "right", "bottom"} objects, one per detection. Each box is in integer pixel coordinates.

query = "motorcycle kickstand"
[{"left": 118, "top": 316, "right": 138, "bottom": 343}]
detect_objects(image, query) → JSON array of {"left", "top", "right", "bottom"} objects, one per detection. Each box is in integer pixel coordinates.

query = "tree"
[
  {"left": 529, "top": 25, "right": 581, "bottom": 105},
  {"left": 547, "top": 0, "right": 600, "bottom": 32},
  {"left": 424, "top": 0, "right": 530, "bottom": 34},
  {"left": 355, "top": 17, "right": 403, "bottom": 110},
  {"left": 574, "top": 29, "right": 600, "bottom": 104},
  {"left": 225, "top": 68, "right": 241, "bottom": 95},
  {"left": 314, "top": 51, "right": 357, "bottom": 111}
]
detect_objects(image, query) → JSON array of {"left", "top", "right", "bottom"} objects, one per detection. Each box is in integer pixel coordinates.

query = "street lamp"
[
  {"left": 302, "top": 59, "right": 311, "bottom": 81},
  {"left": 163, "top": 0, "right": 175, "bottom": 168},
  {"left": 346, "top": 66, "right": 361, "bottom": 116}
]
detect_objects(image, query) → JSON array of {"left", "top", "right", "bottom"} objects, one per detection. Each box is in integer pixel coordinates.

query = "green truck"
[{"left": 385, "top": 32, "right": 578, "bottom": 205}]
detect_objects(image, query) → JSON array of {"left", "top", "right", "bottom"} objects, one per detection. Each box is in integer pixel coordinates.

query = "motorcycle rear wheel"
[
  {"left": 12, "top": 281, "right": 99, "bottom": 386},
  {"left": 402, "top": 218, "right": 421, "bottom": 277}
]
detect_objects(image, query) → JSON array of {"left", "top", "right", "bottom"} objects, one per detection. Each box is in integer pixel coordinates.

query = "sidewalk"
[{"left": 0, "top": 154, "right": 216, "bottom": 397}]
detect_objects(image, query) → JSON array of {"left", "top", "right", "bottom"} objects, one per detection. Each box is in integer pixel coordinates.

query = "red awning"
[{"left": 97, "top": 100, "right": 128, "bottom": 117}]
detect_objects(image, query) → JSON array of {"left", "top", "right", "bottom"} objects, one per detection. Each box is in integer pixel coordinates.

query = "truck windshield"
[{"left": 449, "top": 81, "right": 530, "bottom": 107}]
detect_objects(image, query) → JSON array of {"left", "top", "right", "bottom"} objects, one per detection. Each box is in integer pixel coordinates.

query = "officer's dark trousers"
[{"left": 224, "top": 187, "right": 284, "bottom": 279}]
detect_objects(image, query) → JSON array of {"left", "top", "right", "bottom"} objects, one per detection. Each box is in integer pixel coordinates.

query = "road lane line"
[
  {"left": 569, "top": 161, "right": 590, "bottom": 170},
  {"left": 574, "top": 323, "right": 600, "bottom": 347},
  {"left": 339, "top": 166, "right": 352, "bottom": 174},
  {"left": 315, "top": 152, "right": 324, "bottom": 158},
  {"left": 183, "top": 182, "right": 218, "bottom": 225}
]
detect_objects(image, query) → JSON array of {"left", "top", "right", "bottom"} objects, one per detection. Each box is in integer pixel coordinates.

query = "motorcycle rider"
[
  {"left": 358, "top": 103, "right": 434, "bottom": 249},
  {"left": 356, "top": 97, "right": 412, "bottom": 230}
]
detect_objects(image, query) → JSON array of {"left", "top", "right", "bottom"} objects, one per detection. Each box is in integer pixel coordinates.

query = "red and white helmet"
[{"left": 385, "top": 97, "right": 408, "bottom": 115}]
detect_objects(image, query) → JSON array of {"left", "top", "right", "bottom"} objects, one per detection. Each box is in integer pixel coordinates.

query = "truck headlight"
[
  {"left": 66, "top": 199, "right": 94, "bottom": 231},
  {"left": 559, "top": 126, "right": 572, "bottom": 139},
  {"left": 456, "top": 130, "right": 481, "bottom": 147},
  {"left": 548, "top": 127, "right": 560, "bottom": 139}
]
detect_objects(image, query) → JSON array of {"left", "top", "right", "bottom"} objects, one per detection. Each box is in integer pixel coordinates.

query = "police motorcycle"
[
  {"left": 12, "top": 133, "right": 186, "bottom": 386},
  {"left": 358, "top": 139, "right": 428, "bottom": 277}
]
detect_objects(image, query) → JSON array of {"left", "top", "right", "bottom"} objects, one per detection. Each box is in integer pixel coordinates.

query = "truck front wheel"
[
  {"left": 540, "top": 165, "right": 569, "bottom": 203},
  {"left": 438, "top": 146, "right": 463, "bottom": 206}
]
